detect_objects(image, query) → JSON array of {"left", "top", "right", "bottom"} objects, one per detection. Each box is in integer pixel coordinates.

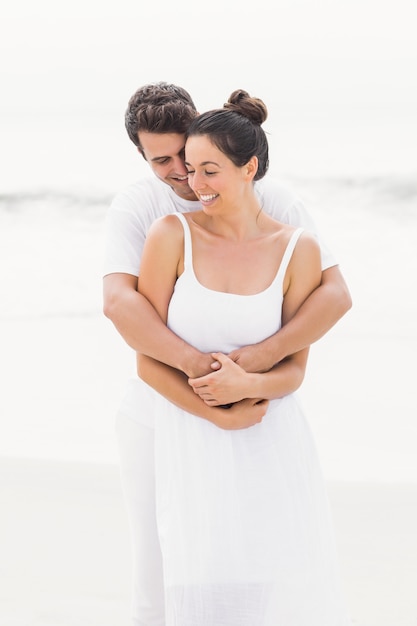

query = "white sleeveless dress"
[{"left": 152, "top": 213, "right": 351, "bottom": 626}]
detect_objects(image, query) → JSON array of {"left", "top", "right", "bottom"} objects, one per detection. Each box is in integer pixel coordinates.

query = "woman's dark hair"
[
  {"left": 125, "top": 82, "right": 198, "bottom": 154},
  {"left": 186, "top": 90, "right": 269, "bottom": 180}
]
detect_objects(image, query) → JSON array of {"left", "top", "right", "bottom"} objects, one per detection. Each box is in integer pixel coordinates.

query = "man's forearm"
[
  {"left": 258, "top": 270, "right": 350, "bottom": 363},
  {"left": 230, "top": 265, "right": 352, "bottom": 373},
  {"left": 103, "top": 274, "right": 212, "bottom": 377}
]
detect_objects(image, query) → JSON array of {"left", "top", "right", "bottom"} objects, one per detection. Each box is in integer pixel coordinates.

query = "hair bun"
[{"left": 224, "top": 89, "right": 268, "bottom": 126}]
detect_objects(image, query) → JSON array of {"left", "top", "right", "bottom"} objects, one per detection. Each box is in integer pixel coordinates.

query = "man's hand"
[
  {"left": 189, "top": 352, "right": 252, "bottom": 405},
  {"left": 213, "top": 397, "right": 269, "bottom": 430},
  {"left": 228, "top": 343, "right": 276, "bottom": 374},
  {"left": 185, "top": 352, "right": 222, "bottom": 379}
]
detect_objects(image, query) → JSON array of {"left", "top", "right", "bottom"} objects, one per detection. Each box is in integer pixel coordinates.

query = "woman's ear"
[{"left": 244, "top": 156, "right": 258, "bottom": 180}]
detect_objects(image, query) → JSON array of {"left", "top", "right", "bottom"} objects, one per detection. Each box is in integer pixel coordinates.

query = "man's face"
[{"left": 138, "top": 131, "right": 198, "bottom": 201}]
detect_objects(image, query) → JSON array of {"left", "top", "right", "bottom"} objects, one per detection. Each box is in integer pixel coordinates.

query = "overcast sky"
[{"left": 1, "top": 0, "right": 416, "bottom": 190}]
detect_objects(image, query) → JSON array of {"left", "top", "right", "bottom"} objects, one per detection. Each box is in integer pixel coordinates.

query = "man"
[{"left": 103, "top": 82, "right": 351, "bottom": 626}]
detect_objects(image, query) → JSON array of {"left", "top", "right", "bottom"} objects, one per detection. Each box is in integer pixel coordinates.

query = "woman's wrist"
[{"left": 245, "top": 372, "right": 262, "bottom": 399}]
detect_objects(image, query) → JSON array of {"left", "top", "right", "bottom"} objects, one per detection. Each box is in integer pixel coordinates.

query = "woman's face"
[{"left": 185, "top": 135, "right": 250, "bottom": 213}]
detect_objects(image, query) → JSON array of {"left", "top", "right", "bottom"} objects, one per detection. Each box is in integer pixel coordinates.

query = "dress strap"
[
  {"left": 173, "top": 213, "right": 192, "bottom": 269},
  {"left": 276, "top": 227, "right": 304, "bottom": 281}
]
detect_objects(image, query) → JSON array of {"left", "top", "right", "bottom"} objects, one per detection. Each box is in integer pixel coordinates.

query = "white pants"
[{"left": 116, "top": 412, "right": 165, "bottom": 626}]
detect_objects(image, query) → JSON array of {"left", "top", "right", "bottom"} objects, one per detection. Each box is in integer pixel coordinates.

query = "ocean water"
[{"left": 1, "top": 173, "right": 416, "bottom": 484}]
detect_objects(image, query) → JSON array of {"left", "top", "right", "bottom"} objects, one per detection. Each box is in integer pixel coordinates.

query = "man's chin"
[{"left": 172, "top": 183, "right": 198, "bottom": 201}]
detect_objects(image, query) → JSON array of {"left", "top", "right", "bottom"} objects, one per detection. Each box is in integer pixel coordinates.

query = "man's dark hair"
[{"left": 125, "top": 82, "right": 198, "bottom": 156}]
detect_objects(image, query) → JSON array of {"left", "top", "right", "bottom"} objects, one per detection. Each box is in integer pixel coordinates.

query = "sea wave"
[
  {"left": 0, "top": 190, "right": 112, "bottom": 220},
  {"left": 284, "top": 174, "right": 417, "bottom": 219},
  {"left": 0, "top": 174, "right": 416, "bottom": 217}
]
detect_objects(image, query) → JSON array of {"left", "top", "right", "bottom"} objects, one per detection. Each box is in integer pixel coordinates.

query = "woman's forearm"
[{"left": 260, "top": 266, "right": 351, "bottom": 362}]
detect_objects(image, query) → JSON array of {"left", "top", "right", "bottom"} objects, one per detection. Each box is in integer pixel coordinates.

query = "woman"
[{"left": 137, "top": 90, "right": 351, "bottom": 625}]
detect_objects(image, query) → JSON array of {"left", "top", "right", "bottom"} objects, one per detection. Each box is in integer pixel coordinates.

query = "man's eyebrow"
[
  {"left": 151, "top": 148, "right": 185, "bottom": 163},
  {"left": 150, "top": 155, "right": 170, "bottom": 162}
]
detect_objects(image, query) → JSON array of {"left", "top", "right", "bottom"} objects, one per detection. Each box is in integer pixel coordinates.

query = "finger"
[
  {"left": 188, "top": 376, "right": 206, "bottom": 387},
  {"left": 188, "top": 372, "right": 212, "bottom": 385},
  {"left": 193, "top": 387, "right": 210, "bottom": 397},
  {"left": 210, "top": 352, "right": 229, "bottom": 364},
  {"left": 227, "top": 349, "right": 240, "bottom": 363},
  {"left": 197, "top": 387, "right": 214, "bottom": 398},
  {"left": 204, "top": 398, "right": 219, "bottom": 406},
  {"left": 192, "top": 386, "right": 215, "bottom": 399}
]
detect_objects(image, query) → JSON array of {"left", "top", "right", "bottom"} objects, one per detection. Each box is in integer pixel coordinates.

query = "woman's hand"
[{"left": 188, "top": 352, "right": 252, "bottom": 406}]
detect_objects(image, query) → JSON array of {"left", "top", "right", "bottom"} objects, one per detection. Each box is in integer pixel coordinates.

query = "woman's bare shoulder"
[
  {"left": 296, "top": 229, "right": 321, "bottom": 255},
  {"left": 145, "top": 213, "right": 185, "bottom": 246},
  {"left": 288, "top": 229, "right": 322, "bottom": 277}
]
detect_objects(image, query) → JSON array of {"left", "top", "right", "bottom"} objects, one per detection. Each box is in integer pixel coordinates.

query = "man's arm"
[
  {"left": 228, "top": 264, "right": 352, "bottom": 373},
  {"left": 103, "top": 273, "right": 214, "bottom": 378}
]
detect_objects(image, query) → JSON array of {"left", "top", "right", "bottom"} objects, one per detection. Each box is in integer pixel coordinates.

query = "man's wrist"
[
  {"left": 257, "top": 335, "right": 286, "bottom": 370},
  {"left": 175, "top": 342, "right": 208, "bottom": 378}
]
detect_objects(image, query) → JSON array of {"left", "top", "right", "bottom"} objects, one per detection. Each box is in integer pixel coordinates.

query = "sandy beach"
[
  {"left": 1, "top": 456, "right": 416, "bottom": 626},
  {"left": 0, "top": 457, "right": 131, "bottom": 626}
]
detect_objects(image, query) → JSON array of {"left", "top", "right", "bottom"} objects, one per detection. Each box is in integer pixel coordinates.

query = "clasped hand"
[{"left": 188, "top": 352, "right": 250, "bottom": 406}]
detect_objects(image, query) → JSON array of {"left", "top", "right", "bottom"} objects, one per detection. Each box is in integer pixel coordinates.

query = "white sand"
[
  {"left": 1, "top": 456, "right": 417, "bottom": 626},
  {"left": 0, "top": 458, "right": 131, "bottom": 626}
]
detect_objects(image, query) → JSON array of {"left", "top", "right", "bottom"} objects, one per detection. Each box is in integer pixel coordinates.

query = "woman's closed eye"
[{"left": 186, "top": 169, "right": 217, "bottom": 176}]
